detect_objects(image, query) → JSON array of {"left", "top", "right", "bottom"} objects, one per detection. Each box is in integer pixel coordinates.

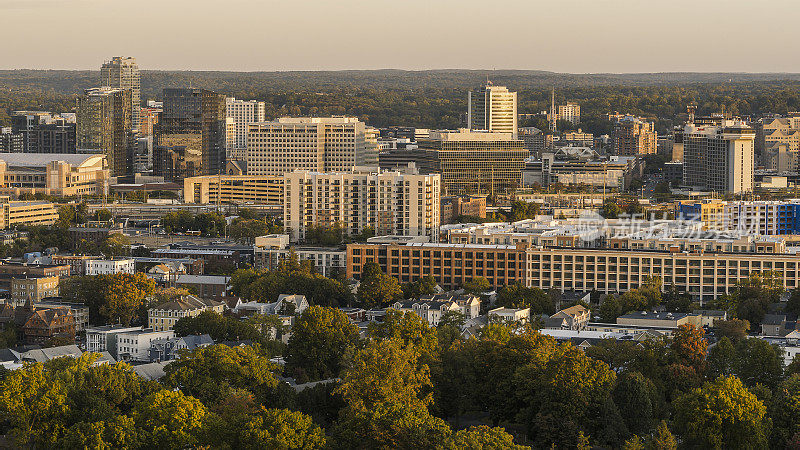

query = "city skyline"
[{"left": 2, "top": 0, "right": 800, "bottom": 73}]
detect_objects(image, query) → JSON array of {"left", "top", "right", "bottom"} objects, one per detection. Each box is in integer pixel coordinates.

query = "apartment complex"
[
  {"left": 85, "top": 259, "right": 135, "bottom": 276},
  {"left": 468, "top": 83, "right": 518, "bottom": 137},
  {"left": 183, "top": 174, "right": 283, "bottom": 205},
  {"left": 76, "top": 87, "right": 133, "bottom": 176},
  {"left": 100, "top": 56, "right": 141, "bottom": 132},
  {"left": 557, "top": 102, "right": 581, "bottom": 125},
  {"left": 0, "top": 153, "right": 109, "bottom": 197},
  {"left": 348, "top": 219, "right": 800, "bottom": 303},
  {"left": 225, "top": 98, "right": 265, "bottom": 160},
  {"left": 11, "top": 111, "right": 76, "bottom": 154},
  {"left": 11, "top": 276, "right": 59, "bottom": 304},
  {"left": 283, "top": 166, "right": 440, "bottom": 242},
  {"left": 417, "top": 130, "right": 527, "bottom": 195},
  {"left": 246, "top": 117, "right": 379, "bottom": 176},
  {"left": 154, "top": 88, "right": 227, "bottom": 181},
  {"left": 347, "top": 242, "right": 527, "bottom": 290},
  {"left": 758, "top": 115, "right": 800, "bottom": 171},
  {"left": 681, "top": 119, "right": 755, "bottom": 193},
  {"left": 254, "top": 240, "right": 346, "bottom": 278},
  {"left": 0, "top": 130, "right": 23, "bottom": 153},
  {"left": 677, "top": 199, "right": 800, "bottom": 235},
  {"left": 612, "top": 116, "right": 657, "bottom": 156}
]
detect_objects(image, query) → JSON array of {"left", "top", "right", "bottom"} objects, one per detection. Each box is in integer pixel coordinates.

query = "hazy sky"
[{"left": 2, "top": 0, "right": 798, "bottom": 73}]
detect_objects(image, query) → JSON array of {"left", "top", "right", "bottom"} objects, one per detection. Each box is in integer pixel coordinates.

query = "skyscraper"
[
  {"left": 681, "top": 119, "right": 755, "bottom": 194},
  {"left": 153, "top": 88, "right": 226, "bottom": 181},
  {"left": 225, "top": 98, "right": 265, "bottom": 160},
  {"left": 246, "top": 117, "right": 378, "bottom": 176},
  {"left": 100, "top": 57, "right": 141, "bottom": 133},
  {"left": 76, "top": 87, "right": 133, "bottom": 176},
  {"left": 468, "top": 83, "right": 518, "bottom": 138}
]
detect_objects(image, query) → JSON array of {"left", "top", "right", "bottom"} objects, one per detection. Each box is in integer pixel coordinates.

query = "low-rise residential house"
[
  {"left": 149, "top": 334, "right": 214, "bottom": 362},
  {"left": 133, "top": 361, "right": 171, "bottom": 381},
  {"left": 544, "top": 305, "right": 590, "bottom": 330},
  {"left": 148, "top": 295, "right": 225, "bottom": 331},
  {"left": 85, "top": 258, "right": 135, "bottom": 276},
  {"left": 694, "top": 309, "right": 728, "bottom": 328},
  {"left": 114, "top": 328, "right": 175, "bottom": 362},
  {"left": 85, "top": 324, "right": 143, "bottom": 354},
  {"left": 489, "top": 307, "right": 530, "bottom": 324},
  {"left": 173, "top": 274, "right": 230, "bottom": 299},
  {"left": 147, "top": 262, "right": 188, "bottom": 283},
  {"left": 21, "top": 344, "right": 82, "bottom": 363},
  {"left": 761, "top": 314, "right": 791, "bottom": 336},
  {"left": 35, "top": 300, "right": 89, "bottom": 332},
  {"left": 338, "top": 307, "right": 366, "bottom": 322},
  {"left": 616, "top": 311, "right": 702, "bottom": 329},
  {"left": 233, "top": 294, "right": 309, "bottom": 317},
  {"left": 417, "top": 293, "right": 481, "bottom": 319},
  {"left": 19, "top": 304, "right": 75, "bottom": 344},
  {"left": 391, "top": 300, "right": 462, "bottom": 326}
]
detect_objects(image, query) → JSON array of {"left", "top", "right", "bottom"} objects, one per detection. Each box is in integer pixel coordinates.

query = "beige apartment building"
[
  {"left": 183, "top": 174, "right": 283, "bottom": 205},
  {"left": 246, "top": 117, "right": 379, "bottom": 176},
  {"left": 0, "top": 153, "right": 109, "bottom": 197},
  {"left": 468, "top": 84, "right": 518, "bottom": 137},
  {"left": 11, "top": 276, "right": 59, "bottom": 304},
  {"left": 612, "top": 116, "right": 657, "bottom": 156},
  {"left": 283, "top": 166, "right": 440, "bottom": 242}
]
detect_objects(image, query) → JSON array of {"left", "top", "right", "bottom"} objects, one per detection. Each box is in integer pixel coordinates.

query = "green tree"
[
  {"left": 602, "top": 199, "right": 621, "bottom": 219},
  {"left": 613, "top": 371, "right": 657, "bottom": 435},
  {"left": 787, "top": 288, "right": 800, "bottom": 318},
  {"left": 163, "top": 344, "right": 283, "bottom": 406},
  {"left": 770, "top": 374, "right": 800, "bottom": 448},
  {"left": 285, "top": 306, "right": 360, "bottom": 382},
  {"left": 733, "top": 338, "right": 784, "bottom": 389},
  {"left": 368, "top": 309, "right": 438, "bottom": 363},
  {"left": 101, "top": 233, "right": 130, "bottom": 257},
  {"left": 133, "top": 390, "right": 210, "bottom": 449},
  {"left": 673, "top": 375, "right": 770, "bottom": 449},
  {"left": 707, "top": 336, "right": 737, "bottom": 379},
  {"left": 333, "top": 338, "right": 451, "bottom": 449},
  {"left": 402, "top": 275, "right": 438, "bottom": 299},
  {"left": 462, "top": 276, "right": 491, "bottom": 295},
  {"left": 599, "top": 294, "right": 622, "bottom": 322},
  {"left": 713, "top": 318, "right": 750, "bottom": 341},
  {"left": 99, "top": 272, "right": 156, "bottom": 325},
  {"left": 495, "top": 283, "right": 555, "bottom": 315},
  {"left": 238, "top": 408, "right": 326, "bottom": 450},
  {"left": 447, "top": 425, "right": 528, "bottom": 449},
  {"left": 357, "top": 262, "right": 403, "bottom": 308}
]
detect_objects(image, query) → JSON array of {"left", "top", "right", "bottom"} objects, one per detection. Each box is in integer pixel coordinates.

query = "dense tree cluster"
[
  {"left": 60, "top": 273, "right": 156, "bottom": 325},
  {"left": 162, "top": 211, "right": 226, "bottom": 237}
]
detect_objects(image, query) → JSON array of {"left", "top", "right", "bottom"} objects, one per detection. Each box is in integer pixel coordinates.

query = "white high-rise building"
[
  {"left": 246, "top": 117, "right": 379, "bottom": 176},
  {"left": 558, "top": 102, "right": 581, "bottom": 125},
  {"left": 100, "top": 57, "right": 140, "bottom": 133},
  {"left": 682, "top": 119, "right": 755, "bottom": 194},
  {"left": 468, "top": 84, "right": 518, "bottom": 138},
  {"left": 283, "top": 166, "right": 440, "bottom": 242},
  {"left": 225, "top": 98, "right": 265, "bottom": 161}
]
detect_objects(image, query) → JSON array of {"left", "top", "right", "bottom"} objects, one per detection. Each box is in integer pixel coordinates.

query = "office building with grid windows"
[
  {"left": 246, "top": 117, "right": 378, "bottom": 176},
  {"left": 468, "top": 84, "right": 518, "bottom": 137},
  {"left": 416, "top": 130, "right": 527, "bottom": 195},
  {"left": 681, "top": 119, "right": 755, "bottom": 194}
]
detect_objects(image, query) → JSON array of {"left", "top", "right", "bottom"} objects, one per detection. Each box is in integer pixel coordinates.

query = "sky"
[{"left": 1, "top": 0, "right": 798, "bottom": 73}]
